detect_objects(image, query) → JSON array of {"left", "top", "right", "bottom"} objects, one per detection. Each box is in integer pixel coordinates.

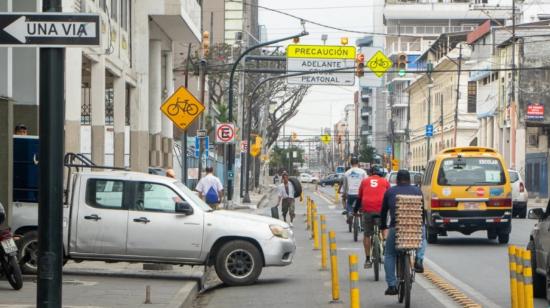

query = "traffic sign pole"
[{"left": 37, "top": 2, "right": 64, "bottom": 307}]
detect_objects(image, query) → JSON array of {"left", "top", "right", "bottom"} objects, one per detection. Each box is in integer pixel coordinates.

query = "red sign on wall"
[{"left": 527, "top": 103, "right": 545, "bottom": 121}]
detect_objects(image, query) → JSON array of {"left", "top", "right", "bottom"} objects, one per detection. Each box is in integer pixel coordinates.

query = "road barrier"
[
  {"left": 329, "top": 230, "right": 341, "bottom": 302},
  {"left": 312, "top": 206, "right": 320, "bottom": 250},
  {"left": 348, "top": 254, "right": 360, "bottom": 308},
  {"left": 508, "top": 245, "right": 534, "bottom": 308},
  {"left": 320, "top": 214, "right": 328, "bottom": 270}
]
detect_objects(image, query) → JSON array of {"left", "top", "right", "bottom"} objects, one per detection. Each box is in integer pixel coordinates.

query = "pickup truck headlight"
[{"left": 270, "top": 225, "right": 290, "bottom": 239}]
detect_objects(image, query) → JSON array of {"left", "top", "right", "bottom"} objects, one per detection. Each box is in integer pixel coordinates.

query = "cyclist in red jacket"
[{"left": 355, "top": 165, "right": 390, "bottom": 268}]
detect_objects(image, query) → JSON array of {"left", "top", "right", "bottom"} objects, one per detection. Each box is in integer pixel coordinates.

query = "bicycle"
[
  {"left": 352, "top": 212, "right": 362, "bottom": 242},
  {"left": 167, "top": 98, "right": 199, "bottom": 116},
  {"left": 368, "top": 58, "right": 391, "bottom": 69},
  {"left": 396, "top": 249, "right": 415, "bottom": 308},
  {"left": 370, "top": 217, "right": 384, "bottom": 281}
]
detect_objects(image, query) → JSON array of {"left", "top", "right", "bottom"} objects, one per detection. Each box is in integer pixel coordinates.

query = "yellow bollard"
[
  {"left": 310, "top": 203, "right": 317, "bottom": 239},
  {"left": 329, "top": 231, "right": 341, "bottom": 303},
  {"left": 335, "top": 183, "right": 340, "bottom": 203},
  {"left": 509, "top": 245, "right": 518, "bottom": 308},
  {"left": 516, "top": 248, "right": 525, "bottom": 308},
  {"left": 313, "top": 207, "right": 320, "bottom": 250},
  {"left": 349, "top": 254, "right": 360, "bottom": 308},
  {"left": 320, "top": 215, "right": 328, "bottom": 270},
  {"left": 306, "top": 198, "right": 311, "bottom": 230},
  {"left": 522, "top": 249, "right": 534, "bottom": 308}
]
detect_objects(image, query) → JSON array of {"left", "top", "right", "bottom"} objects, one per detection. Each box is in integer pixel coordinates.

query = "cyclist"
[
  {"left": 380, "top": 170, "right": 426, "bottom": 296},
  {"left": 354, "top": 165, "right": 390, "bottom": 268},
  {"left": 341, "top": 157, "right": 367, "bottom": 218}
]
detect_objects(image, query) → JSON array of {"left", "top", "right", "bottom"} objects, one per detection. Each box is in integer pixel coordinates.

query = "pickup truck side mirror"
[
  {"left": 528, "top": 208, "right": 545, "bottom": 220},
  {"left": 175, "top": 202, "right": 194, "bottom": 215}
]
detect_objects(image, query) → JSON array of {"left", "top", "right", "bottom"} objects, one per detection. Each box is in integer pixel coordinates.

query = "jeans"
[
  {"left": 346, "top": 195, "right": 358, "bottom": 213},
  {"left": 384, "top": 226, "right": 427, "bottom": 288}
]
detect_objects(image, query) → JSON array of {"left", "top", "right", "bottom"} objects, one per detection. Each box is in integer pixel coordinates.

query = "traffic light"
[
  {"left": 340, "top": 37, "right": 349, "bottom": 46},
  {"left": 291, "top": 132, "right": 298, "bottom": 141},
  {"left": 356, "top": 53, "right": 365, "bottom": 77},
  {"left": 293, "top": 36, "right": 300, "bottom": 44},
  {"left": 202, "top": 31, "right": 210, "bottom": 57},
  {"left": 397, "top": 52, "right": 407, "bottom": 76},
  {"left": 392, "top": 159, "right": 399, "bottom": 171}
]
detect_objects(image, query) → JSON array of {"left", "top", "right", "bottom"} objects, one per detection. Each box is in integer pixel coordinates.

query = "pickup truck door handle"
[
  {"left": 84, "top": 214, "right": 101, "bottom": 221},
  {"left": 133, "top": 217, "right": 151, "bottom": 224}
]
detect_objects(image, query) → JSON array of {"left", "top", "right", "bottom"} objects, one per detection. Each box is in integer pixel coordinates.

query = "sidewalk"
[{"left": 0, "top": 189, "right": 275, "bottom": 308}]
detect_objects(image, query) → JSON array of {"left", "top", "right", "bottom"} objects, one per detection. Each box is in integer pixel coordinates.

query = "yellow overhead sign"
[
  {"left": 160, "top": 86, "right": 204, "bottom": 131},
  {"left": 287, "top": 45, "right": 356, "bottom": 60},
  {"left": 320, "top": 134, "right": 331, "bottom": 145}
]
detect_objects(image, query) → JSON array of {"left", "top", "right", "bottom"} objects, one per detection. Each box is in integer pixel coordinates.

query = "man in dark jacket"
[{"left": 380, "top": 170, "right": 427, "bottom": 295}]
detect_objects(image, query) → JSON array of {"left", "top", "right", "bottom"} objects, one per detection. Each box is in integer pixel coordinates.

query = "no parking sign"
[{"left": 215, "top": 123, "right": 235, "bottom": 144}]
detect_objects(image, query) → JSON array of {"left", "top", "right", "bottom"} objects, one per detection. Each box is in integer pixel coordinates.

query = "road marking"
[
  {"left": 315, "top": 191, "right": 336, "bottom": 205},
  {"left": 424, "top": 258, "right": 499, "bottom": 308}
]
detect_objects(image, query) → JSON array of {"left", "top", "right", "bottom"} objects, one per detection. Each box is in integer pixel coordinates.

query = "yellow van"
[{"left": 422, "top": 147, "right": 512, "bottom": 244}]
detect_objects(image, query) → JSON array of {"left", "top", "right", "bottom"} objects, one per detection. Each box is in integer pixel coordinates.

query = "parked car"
[
  {"left": 299, "top": 173, "right": 319, "bottom": 183},
  {"left": 319, "top": 174, "right": 344, "bottom": 187},
  {"left": 12, "top": 165, "right": 295, "bottom": 286},
  {"left": 509, "top": 169, "right": 528, "bottom": 218},
  {"left": 526, "top": 205, "right": 550, "bottom": 301},
  {"left": 386, "top": 171, "right": 423, "bottom": 187}
]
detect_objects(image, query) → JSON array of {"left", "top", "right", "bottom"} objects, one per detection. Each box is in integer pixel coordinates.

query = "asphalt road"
[
  {"left": 194, "top": 185, "right": 459, "bottom": 308},
  {"left": 316, "top": 185, "right": 547, "bottom": 308}
]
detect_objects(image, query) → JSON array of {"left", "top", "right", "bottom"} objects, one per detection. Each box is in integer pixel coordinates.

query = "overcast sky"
[{"left": 258, "top": 0, "right": 378, "bottom": 138}]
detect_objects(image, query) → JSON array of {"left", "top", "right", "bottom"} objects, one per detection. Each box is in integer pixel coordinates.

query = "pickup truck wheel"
[
  {"left": 528, "top": 241, "right": 545, "bottom": 298},
  {"left": 18, "top": 231, "right": 38, "bottom": 274},
  {"left": 214, "top": 240, "right": 262, "bottom": 286}
]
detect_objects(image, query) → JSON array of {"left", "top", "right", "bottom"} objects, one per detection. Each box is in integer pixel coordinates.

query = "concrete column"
[
  {"left": 113, "top": 75, "right": 126, "bottom": 168},
  {"left": 65, "top": 48, "right": 82, "bottom": 154},
  {"left": 0, "top": 98, "right": 13, "bottom": 228},
  {"left": 91, "top": 56, "right": 106, "bottom": 166},
  {"left": 149, "top": 40, "right": 162, "bottom": 167},
  {"left": 161, "top": 50, "right": 174, "bottom": 169},
  {"left": 487, "top": 117, "right": 494, "bottom": 148}
]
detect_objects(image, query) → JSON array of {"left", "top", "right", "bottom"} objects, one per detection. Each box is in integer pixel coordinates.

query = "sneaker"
[
  {"left": 364, "top": 259, "right": 372, "bottom": 269},
  {"left": 385, "top": 286, "right": 398, "bottom": 295},
  {"left": 289, "top": 222, "right": 294, "bottom": 228},
  {"left": 414, "top": 259, "right": 424, "bottom": 273},
  {"left": 342, "top": 210, "right": 348, "bottom": 215}
]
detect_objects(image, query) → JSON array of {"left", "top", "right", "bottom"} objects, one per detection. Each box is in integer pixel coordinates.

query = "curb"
[
  {"left": 170, "top": 281, "right": 199, "bottom": 308},
  {"left": 257, "top": 187, "right": 275, "bottom": 209}
]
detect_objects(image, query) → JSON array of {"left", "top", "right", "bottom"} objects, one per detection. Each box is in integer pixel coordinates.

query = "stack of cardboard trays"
[{"left": 395, "top": 195, "right": 423, "bottom": 250}]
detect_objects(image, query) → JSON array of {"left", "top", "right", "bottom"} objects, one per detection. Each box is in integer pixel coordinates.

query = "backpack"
[
  {"left": 288, "top": 177, "right": 302, "bottom": 198},
  {"left": 205, "top": 186, "right": 219, "bottom": 204}
]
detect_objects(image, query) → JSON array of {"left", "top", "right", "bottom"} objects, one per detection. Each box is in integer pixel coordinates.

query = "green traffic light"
[{"left": 398, "top": 69, "right": 406, "bottom": 77}]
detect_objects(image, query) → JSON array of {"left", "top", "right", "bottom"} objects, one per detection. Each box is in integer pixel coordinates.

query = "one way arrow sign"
[{"left": 0, "top": 13, "right": 100, "bottom": 47}]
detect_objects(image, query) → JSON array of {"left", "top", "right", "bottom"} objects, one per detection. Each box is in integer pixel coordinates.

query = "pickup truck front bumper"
[{"left": 261, "top": 236, "right": 296, "bottom": 266}]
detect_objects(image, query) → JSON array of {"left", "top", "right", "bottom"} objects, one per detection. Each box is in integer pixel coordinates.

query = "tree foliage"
[
  {"left": 268, "top": 145, "right": 305, "bottom": 176},
  {"left": 359, "top": 143, "right": 376, "bottom": 163}
]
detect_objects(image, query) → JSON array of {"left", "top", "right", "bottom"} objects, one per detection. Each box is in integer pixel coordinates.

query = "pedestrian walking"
[
  {"left": 277, "top": 172, "right": 297, "bottom": 226},
  {"left": 195, "top": 166, "right": 224, "bottom": 209}
]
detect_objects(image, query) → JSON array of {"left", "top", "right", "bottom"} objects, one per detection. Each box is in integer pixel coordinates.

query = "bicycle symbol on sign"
[
  {"left": 368, "top": 58, "right": 391, "bottom": 69},
  {"left": 167, "top": 98, "right": 199, "bottom": 116}
]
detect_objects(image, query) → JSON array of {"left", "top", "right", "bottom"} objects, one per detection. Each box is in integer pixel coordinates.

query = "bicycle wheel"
[
  {"left": 404, "top": 254, "right": 412, "bottom": 308},
  {"left": 398, "top": 254, "right": 405, "bottom": 303},
  {"left": 186, "top": 103, "right": 199, "bottom": 115},
  {"left": 347, "top": 215, "right": 352, "bottom": 233},
  {"left": 167, "top": 103, "right": 180, "bottom": 116},
  {"left": 373, "top": 235, "right": 380, "bottom": 281},
  {"left": 353, "top": 216, "right": 359, "bottom": 242}
]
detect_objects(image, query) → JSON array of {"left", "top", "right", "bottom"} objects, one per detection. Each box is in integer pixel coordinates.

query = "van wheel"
[
  {"left": 498, "top": 233, "right": 510, "bottom": 244},
  {"left": 214, "top": 240, "right": 263, "bottom": 286},
  {"left": 528, "top": 241, "right": 546, "bottom": 298},
  {"left": 426, "top": 226, "right": 438, "bottom": 244},
  {"left": 18, "top": 231, "right": 38, "bottom": 274}
]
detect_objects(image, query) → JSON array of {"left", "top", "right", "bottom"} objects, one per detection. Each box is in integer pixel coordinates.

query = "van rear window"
[{"left": 437, "top": 157, "right": 505, "bottom": 186}]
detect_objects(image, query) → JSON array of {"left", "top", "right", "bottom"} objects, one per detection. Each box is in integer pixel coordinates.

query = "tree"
[
  {"left": 359, "top": 143, "right": 376, "bottom": 163},
  {"left": 269, "top": 145, "right": 305, "bottom": 176}
]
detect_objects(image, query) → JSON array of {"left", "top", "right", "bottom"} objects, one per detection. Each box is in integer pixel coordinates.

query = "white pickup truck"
[{"left": 12, "top": 170, "right": 295, "bottom": 286}]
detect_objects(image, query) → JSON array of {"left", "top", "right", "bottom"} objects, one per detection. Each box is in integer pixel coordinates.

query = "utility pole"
[
  {"left": 510, "top": 0, "right": 517, "bottom": 168},
  {"left": 453, "top": 44, "right": 462, "bottom": 147},
  {"left": 38, "top": 0, "right": 64, "bottom": 306},
  {"left": 181, "top": 43, "right": 192, "bottom": 186},
  {"left": 426, "top": 61, "right": 433, "bottom": 166}
]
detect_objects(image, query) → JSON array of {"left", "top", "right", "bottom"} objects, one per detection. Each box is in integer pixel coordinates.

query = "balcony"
[
  {"left": 361, "top": 107, "right": 372, "bottom": 118},
  {"left": 151, "top": 0, "right": 202, "bottom": 42},
  {"left": 361, "top": 125, "right": 373, "bottom": 136}
]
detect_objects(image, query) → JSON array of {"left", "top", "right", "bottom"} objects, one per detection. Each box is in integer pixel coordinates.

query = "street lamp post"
[{"left": 225, "top": 31, "right": 308, "bottom": 201}]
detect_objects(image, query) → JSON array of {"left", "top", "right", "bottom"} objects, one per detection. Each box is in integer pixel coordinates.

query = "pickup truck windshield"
[
  {"left": 175, "top": 182, "right": 213, "bottom": 212},
  {"left": 437, "top": 157, "right": 505, "bottom": 186}
]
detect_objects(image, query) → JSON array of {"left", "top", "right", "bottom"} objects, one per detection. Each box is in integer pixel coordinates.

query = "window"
[
  {"left": 105, "top": 88, "right": 114, "bottom": 125},
  {"left": 135, "top": 182, "right": 182, "bottom": 213},
  {"left": 437, "top": 157, "right": 505, "bottom": 186},
  {"left": 528, "top": 134, "right": 539, "bottom": 147},
  {"left": 467, "top": 81, "right": 477, "bottom": 113},
  {"left": 86, "top": 179, "right": 125, "bottom": 209},
  {"left": 509, "top": 171, "right": 519, "bottom": 183}
]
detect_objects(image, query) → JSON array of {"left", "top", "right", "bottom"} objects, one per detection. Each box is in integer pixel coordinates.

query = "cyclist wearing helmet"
[
  {"left": 342, "top": 157, "right": 367, "bottom": 216},
  {"left": 354, "top": 165, "right": 390, "bottom": 268}
]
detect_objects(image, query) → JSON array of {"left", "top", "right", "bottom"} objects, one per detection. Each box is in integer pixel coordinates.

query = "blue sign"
[
  {"left": 386, "top": 145, "right": 392, "bottom": 154},
  {"left": 195, "top": 136, "right": 200, "bottom": 158},
  {"left": 425, "top": 124, "right": 433, "bottom": 137},
  {"left": 228, "top": 170, "right": 234, "bottom": 179},
  {"left": 204, "top": 136, "right": 209, "bottom": 158}
]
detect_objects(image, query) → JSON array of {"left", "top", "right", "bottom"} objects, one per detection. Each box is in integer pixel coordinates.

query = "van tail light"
[
  {"left": 431, "top": 199, "right": 456, "bottom": 208},
  {"left": 487, "top": 199, "right": 511, "bottom": 208},
  {"left": 519, "top": 182, "right": 525, "bottom": 193}
]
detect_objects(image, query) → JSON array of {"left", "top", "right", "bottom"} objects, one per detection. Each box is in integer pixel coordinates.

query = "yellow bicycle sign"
[
  {"left": 367, "top": 51, "right": 393, "bottom": 78},
  {"left": 161, "top": 86, "right": 204, "bottom": 130}
]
